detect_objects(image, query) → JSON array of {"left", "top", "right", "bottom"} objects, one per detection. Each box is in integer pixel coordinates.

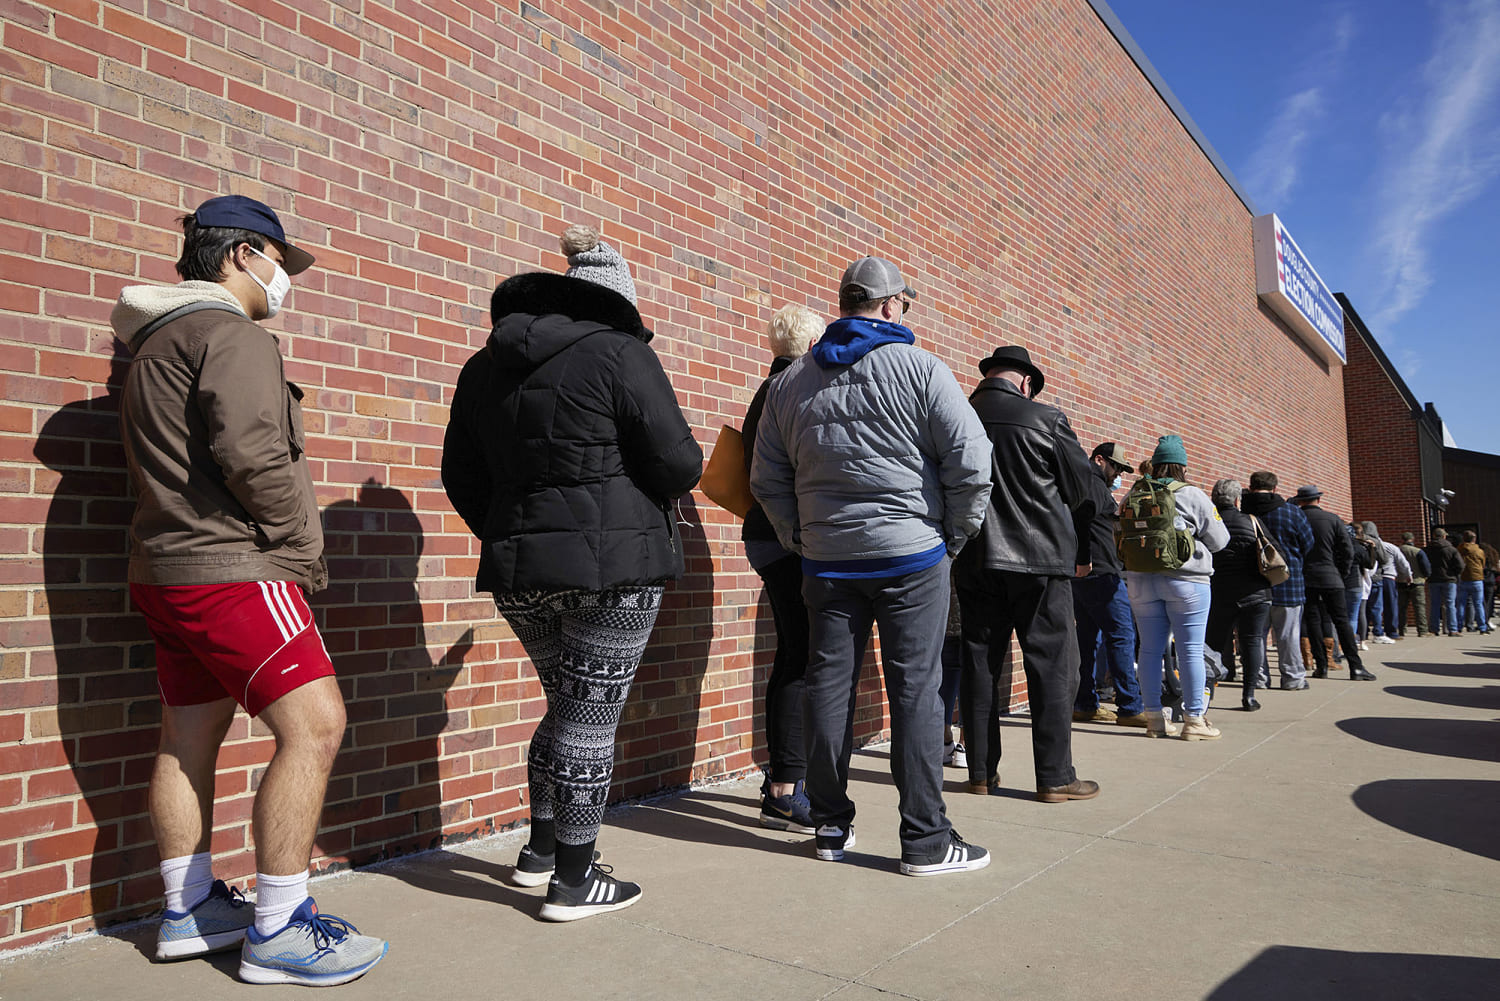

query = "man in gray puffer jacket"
[{"left": 751, "top": 256, "right": 992, "bottom": 877}]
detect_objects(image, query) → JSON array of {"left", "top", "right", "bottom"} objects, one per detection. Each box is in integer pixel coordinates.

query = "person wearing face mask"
[
  {"left": 111, "top": 195, "right": 388, "bottom": 985},
  {"left": 1070, "top": 442, "right": 1147, "bottom": 727}
]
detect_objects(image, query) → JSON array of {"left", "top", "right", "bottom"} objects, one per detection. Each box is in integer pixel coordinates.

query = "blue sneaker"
[
  {"left": 759, "top": 778, "right": 816, "bottom": 834},
  {"left": 156, "top": 880, "right": 251, "bottom": 960},
  {"left": 239, "top": 898, "right": 387, "bottom": 986}
]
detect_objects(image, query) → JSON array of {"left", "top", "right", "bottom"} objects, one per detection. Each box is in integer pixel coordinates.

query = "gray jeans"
[
  {"left": 801, "top": 557, "right": 951, "bottom": 858},
  {"left": 1270, "top": 604, "right": 1304, "bottom": 683}
]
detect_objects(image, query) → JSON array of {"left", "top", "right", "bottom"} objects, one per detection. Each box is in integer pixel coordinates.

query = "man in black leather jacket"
[{"left": 954, "top": 346, "right": 1100, "bottom": 804}]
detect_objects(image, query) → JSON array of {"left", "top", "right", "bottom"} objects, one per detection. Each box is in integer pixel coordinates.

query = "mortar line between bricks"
[{"left": 841, "top": 686, "right": 1367, "bottom": 989}]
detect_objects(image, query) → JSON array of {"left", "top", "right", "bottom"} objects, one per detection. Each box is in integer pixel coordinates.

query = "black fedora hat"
[{"left": 977, "top": 345, "right": 1045, "bottom": 397}]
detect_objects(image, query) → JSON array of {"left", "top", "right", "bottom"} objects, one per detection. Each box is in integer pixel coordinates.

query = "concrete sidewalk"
[{"left": 5, "top": 635, "right": 1499, "bottom": 1000}]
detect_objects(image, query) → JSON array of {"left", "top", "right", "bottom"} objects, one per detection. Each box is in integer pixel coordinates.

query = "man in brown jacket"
[{"left": 112, "top": 196, "right": 386, "bottom": 985}]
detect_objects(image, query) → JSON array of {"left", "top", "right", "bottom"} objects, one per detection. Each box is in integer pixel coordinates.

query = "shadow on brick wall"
[
  {"left": 314, "top": 480, "right": 473, "bottom": 867},
  {"left": 35, "top": 350, "right": 163, "bottom": 934}
]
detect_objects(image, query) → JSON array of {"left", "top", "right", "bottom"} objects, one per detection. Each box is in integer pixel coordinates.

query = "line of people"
[{"left": 112, "top": 202, "right": 1477, "bottom": 989}]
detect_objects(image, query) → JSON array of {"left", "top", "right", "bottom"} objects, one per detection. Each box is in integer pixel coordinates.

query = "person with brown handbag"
[{"left": 738, "top": 305, "right": 824, "bottom": 832}]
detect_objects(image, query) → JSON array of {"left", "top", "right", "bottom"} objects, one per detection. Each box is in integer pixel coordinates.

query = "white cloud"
[
  {"left": 1371, "top": 0, "right": 1500, "bottom": 330},
  {"left": 1241, "top": 8, "right": 1356, "bottom": 208}
]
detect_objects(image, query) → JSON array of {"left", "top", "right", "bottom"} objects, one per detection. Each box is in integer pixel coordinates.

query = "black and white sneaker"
[
  {"left": 538, "top": 864, "right": 642, "bottom": 922},
  {"left": 813, "top": 823, "right": 855, "bottom": 861},
  {"left": 899, "top": 829, "right": 990, "bottom": 876},
  {"left": 511, "top": 845, "right": 556, "bottom": 887}
]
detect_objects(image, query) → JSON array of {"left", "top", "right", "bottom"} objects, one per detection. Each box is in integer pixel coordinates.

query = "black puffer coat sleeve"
[{"left": 614, "top": 337, "right": 703, "bottom": 502}]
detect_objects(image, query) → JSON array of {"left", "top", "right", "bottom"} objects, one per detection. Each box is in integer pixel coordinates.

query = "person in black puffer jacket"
[
  {"left": 442, "top": 225, "right": 702, "bottom": 921},
  {"left": 1206, "top": 479, "right": 1272, "bottom": 711},
  {"left": 740, "top": 304, "right": 823, "bottom": 833}
]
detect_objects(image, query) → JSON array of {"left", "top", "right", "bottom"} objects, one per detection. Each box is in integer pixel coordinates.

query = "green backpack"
[{"left": 1116, "top": 476, "right": 1195, "bottom": 572}]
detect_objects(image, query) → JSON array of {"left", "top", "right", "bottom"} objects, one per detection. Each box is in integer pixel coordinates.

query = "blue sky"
[{"left": 1105, "top": 0, "right": 1500, "bottom": 454}]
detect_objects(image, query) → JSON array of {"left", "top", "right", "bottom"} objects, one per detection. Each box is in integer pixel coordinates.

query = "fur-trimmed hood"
[
  {"left": 111, "top": 281, "right": 246, "bottom": 351},
  {"left": 487, "top": 272, "right": 651, "bottom": 369}
]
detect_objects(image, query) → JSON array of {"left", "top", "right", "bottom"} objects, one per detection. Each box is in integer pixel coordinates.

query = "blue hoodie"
[{"left": 810, "top": 316, "right": 915, "bottom": 368}]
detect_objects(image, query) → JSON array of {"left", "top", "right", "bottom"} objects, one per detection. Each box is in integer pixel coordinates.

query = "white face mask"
[{"left": 246, "top": 245, "right": 291, "bottom": 317}]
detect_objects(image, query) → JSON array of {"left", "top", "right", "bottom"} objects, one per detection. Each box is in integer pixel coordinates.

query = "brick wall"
[
  {"left": 1342, "top": 318, "right": 1428, "bottom": 539},
  {"left": 0, "top": 0, "right": 1353, "bottom": 950}
]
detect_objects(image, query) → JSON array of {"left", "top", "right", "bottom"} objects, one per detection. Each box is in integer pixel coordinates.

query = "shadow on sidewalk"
[
  {"left": 1205, "top": 945, "right": 1500, "bottom": 999},
  {"left": 1351, "top": 779, "right": 1500, "bottom": 861},
  {"left": 1385, "top": 685, "right": 1500, "bottom": 711},
  {"left": 1336, "top": 717, "right": 1500, "bottom": 762},
  {"left": 1379, "top": 659, "right": 1495, "bottom": 678}
]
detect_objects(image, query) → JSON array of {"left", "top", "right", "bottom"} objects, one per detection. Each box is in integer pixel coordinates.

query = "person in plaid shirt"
[{"left": 1241, "top": 471, "right": 1314, "bottom": 690}]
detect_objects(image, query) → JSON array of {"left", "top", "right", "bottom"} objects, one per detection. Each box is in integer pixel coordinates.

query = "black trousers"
[
  {"left": 1206, "top": 594, "right": 1270, "bottom": 701},
  {"left": 1305, "top": 586, "right": 1365, "bottom": 672},
  {"left": 956, "top": 569, "right": 1078, "bottom": 789},
  {"left": 756, "top": 553, "right": 808, "bottom": 783}
]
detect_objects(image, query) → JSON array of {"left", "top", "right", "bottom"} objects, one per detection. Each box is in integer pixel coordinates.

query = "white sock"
[
  {"left": 253, "top": 870, "right": 309, "bottom": 936},
  {"left": 160, "top": 853, "right": 213, "bottom": 915}
]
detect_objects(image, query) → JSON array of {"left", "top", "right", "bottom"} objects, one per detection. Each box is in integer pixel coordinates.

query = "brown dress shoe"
[
  {"left": 1036, "top": 778, "right": 1100, "bottom": 803},
  {"left": 969, "top": 774, "right": 999, "bottom": 795}
]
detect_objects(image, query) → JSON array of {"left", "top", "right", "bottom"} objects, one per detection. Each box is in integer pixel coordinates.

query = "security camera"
[{"left": 1440, "top": 488, "right": 1456, "bottom": 497}]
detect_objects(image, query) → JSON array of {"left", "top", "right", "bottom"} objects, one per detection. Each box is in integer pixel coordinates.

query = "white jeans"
[{"left": 1270, "top": 604, "right": 1304, "bottom": 683}]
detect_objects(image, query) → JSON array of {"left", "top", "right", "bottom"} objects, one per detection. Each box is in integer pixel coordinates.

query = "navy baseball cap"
[{"left": 193, "top": 195, "right": 315, "bottom": 275}]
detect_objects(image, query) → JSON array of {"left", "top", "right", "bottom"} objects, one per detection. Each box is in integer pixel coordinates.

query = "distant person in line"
[
  {"left": 954, "top": 346, "right": 1102, "bottom": 800},
  {"left": 1423, "top": 528, "right": 1464, "bottom": 636},
  {"left": 1397, "top": 531, "right": 1431, "bottom": 637},
  {"left": 1241, "top": 472, "right": 1314, "bottom": 690},
  {"left": 1291, "top": 487, "right": 1374, "bottom": 681},
  {"left": 1121, "top": 436, "right": 1229, "bottom": 738},
  {"left": 1361, "top": 522, "right": 1410, "bottom": 643},
  {"left": 752, "top": 255, "right": 993, "bottom": 876},
  {"left": 112, "top": 195, "right": 387, "bottom": 985},
  {"left": 442, "top": 225, "right": 702, "bottom": 921},
  {"left": 1205, "top": 479, "right": 1272, "bottom": 711},
  {"left": 740, "top": 304, "right": 823, "bottom": 833},
  {"left": 1456, "top": 530, "right": 1490, "bottom": 634},
  {"left": 1071, "top": 442, "right": 1147, "bottom": 728}
]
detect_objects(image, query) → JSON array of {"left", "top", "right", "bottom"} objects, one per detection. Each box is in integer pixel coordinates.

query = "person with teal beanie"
[{"left": 1121, "top": 435, "right": 1230, "bottom": 739}]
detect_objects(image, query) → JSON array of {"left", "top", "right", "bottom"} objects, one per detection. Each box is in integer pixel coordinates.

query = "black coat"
[
  {"left": 442, "top": 273, "right": 703, "bottom": 593},
  {"left": 1211, "top": 506, "right": 1272, "bottom": 606},
  {"left": 1344, "top": 526, "right": 1376, "bottom": 589},
  {"left": 1424, "top": 538, "right": 1464, "bottom": 582},
  {"left": 1300, "top": 503, "right": 1353, "bottom": 589},
  {"left": 740, "top": 355, "right": 793, "bottom": 546},
  {"left": 955, "top": 378, "right": 1095, "bottom": 577},
  {"left": 1080, "top": 460, "right": 1123, "bottom": 576}
]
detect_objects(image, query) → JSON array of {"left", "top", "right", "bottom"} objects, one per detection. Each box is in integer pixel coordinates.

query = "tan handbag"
[
  {"left": 700, "top": 424, "right": 754, "bottom": 518},
  {"left": 1248, "top": 514, "right": 1290, "bottom": 586}
]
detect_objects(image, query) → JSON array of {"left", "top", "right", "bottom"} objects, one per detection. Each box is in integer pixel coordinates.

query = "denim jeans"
[
  {"left": 1345, "top": 587, "right": 1363, "bottom": 635},
  {"left": 1459, "top": 580, "right": 1489, "bottom": 632},
  {"left": 1126, "top": 572, "right": 1212, "bottom": 717},
  {"left": 1422, "top": 579, "right": 1458, "bottom": 633},
  {"left": 1377, "top": 578, "right": 1400, "bottom": 638},
  {"left": 1071, "top": 573, "right": 1143, "bottom": 715}
]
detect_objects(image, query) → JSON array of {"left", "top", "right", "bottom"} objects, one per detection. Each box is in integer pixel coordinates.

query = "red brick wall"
[
  {"left": 1342, "top": 321, "right": 1427, "bottom": 538},
  {"left": 0, "top": 0, "right": 1353, "bottom": 949}
]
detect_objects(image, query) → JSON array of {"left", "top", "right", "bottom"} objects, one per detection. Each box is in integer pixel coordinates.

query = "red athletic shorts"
[{"left": 130, "top": 581, "right": 336, "bottom": 717}]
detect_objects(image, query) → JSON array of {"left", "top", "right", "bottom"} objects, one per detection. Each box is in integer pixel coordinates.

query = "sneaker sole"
[
  {"left": 155, "top": 928, "right": 249, "bottom": 961},
  {"left": 511, "top": 868, "right": 554, "bottom": 888},
  {"left": 759, "top": 812, "right": 817, "bottom": 835},
  {"left": 814, "top": 829, "right": 855, "bottom": 861},
  {"left": 900, "top": 853, "right": 991, "bottom": 876},
  {"left": 538, "top": 891, "right": 642, "bottom": 922},
  {"left": 238, "top": 943, "right": 389, "bottom": 986}
]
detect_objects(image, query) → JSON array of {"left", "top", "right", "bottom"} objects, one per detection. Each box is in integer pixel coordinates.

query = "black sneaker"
[
  {"left": 759, "top": 778, "right": 816, "bottom": 834},
  {"left": 813, "top": 823, "right": 855, "bottom": 861},
  {"left": 538, "top": 864, "right": 642, "bottom": 922},
  {"left": 511, "top": 845, "right": 556, "bottom": 887},
  {"left": 899, "top": 829, "right": 991, "bottom": 876}
]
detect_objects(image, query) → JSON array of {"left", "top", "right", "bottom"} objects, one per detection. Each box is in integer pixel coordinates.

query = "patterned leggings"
[{"left": 495, "top": 586, "right": 664, "bottom": 847}]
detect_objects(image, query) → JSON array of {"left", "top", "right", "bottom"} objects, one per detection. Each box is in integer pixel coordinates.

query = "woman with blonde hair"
[{"left": 741, "top": 304, "right": 823, "bottom": 830}]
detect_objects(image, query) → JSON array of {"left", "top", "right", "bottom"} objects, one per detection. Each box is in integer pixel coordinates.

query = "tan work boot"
[
  {"left": 1145, "top": 710, "right": 1182, "bottom": 738},
  {"left": 1179, "top": 715, "right": 1222, "bottom": 741}
]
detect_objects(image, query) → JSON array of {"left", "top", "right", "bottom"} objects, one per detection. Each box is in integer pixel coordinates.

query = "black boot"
[{"left": 1350, "top": 666, "right": 1377, "bottom": 681}]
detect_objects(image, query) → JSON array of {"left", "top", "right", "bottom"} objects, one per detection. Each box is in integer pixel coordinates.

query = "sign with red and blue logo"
[{"left": 1253, "top": 214, "right": 1346, "bottom": 365}]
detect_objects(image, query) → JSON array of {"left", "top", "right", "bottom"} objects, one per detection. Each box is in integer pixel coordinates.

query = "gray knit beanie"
[{"left": 560, "top": 224, "right": 637, "bottom": 305}]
